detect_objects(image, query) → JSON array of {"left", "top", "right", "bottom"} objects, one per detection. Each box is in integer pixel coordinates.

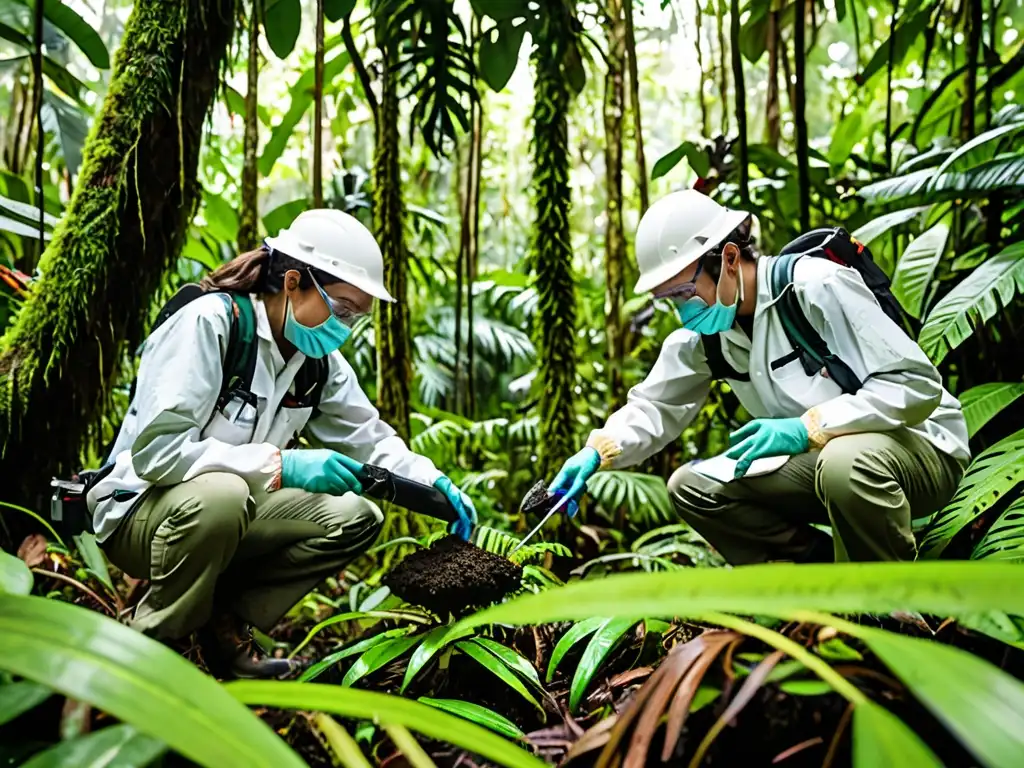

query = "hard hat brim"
[
  {"left": 265, "top": 234, "right": 396, "bottom": 302},
  {"left": 633, "top": 208, "right": 750, "bottom": 294}
]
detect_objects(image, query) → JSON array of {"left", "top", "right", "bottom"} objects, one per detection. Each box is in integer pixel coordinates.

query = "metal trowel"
[{"left": 510, "top": 480, "right": 574, "bottom": 554}]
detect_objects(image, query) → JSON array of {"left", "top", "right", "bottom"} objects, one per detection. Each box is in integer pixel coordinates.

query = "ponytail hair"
[{"left": 201, "top": 245, "right": 343, "bottom": 294}]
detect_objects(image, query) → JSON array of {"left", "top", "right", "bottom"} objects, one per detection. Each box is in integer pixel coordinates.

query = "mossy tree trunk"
[
  {"left": 531, "top": 3, "right": 578, "bottom": 479},
  {"left": 0, "top": 0, "right": 237, "bottom": 511},
  {"left": 793, "top": 0, "right": 810, "bottom": 230},
  {"left": 372, "top": 11, "right": 411, "bottom": 441},
  {"left": 730, "top": 0, "right": 749, "bottom": 206},
  {"left": 238, "top": 0, "right": 261, "bottom": 250},
  {"left": 623, "top": 0, "right": 647, "bottom": 215},
  {"left": 764, "top": 10, "right": 781, "bottom": 149},
  {"left": 603, "top": 0, "right": 627, "bottom": 409},
  {"left": 312, "top": 0, "right": 325, "bottom": 208}
]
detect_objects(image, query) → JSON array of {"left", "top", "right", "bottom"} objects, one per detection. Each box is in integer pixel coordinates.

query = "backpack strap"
[
  {"left": 701, "top": 333, "right": 750, "bottom": 383},
  {"left": 287, "top": 357, "right": 330, "bottom": 413},
  {"left": 216, "top": 292, "right": 259, "bottom": 411},
  {"left": 768, "top": 253, "right": 863, "bottom": 395}
]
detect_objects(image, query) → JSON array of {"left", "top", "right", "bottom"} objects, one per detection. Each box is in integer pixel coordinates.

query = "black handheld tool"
[{"left": 356, "top": 464, "right": 459, "bottom": 524}]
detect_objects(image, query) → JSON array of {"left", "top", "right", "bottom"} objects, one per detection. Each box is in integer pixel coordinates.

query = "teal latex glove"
[
  {"left": 725, "top": 418, "right": 809, "bottom": 479},
  {"left": 435, "top": 476, "right": 478, "bottom": 541},
  {"left": 280, "top": 449, "right": 364, "bottom": 496},
  {"left": 547, "top": 447, "right": 601, "bottom": 518}
]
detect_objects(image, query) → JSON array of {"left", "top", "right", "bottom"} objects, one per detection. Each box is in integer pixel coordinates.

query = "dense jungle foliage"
[{"left": 1, "top": 0, "right": 1024, "bottom": 765}]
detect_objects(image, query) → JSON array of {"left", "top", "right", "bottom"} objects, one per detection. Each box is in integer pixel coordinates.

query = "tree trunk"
[
  {"left": 730, "top": 0, "right": 749, "bottom": 206},
  {"left": 716, "top": 0, "right": 729, "bottom": 135},
  {"left": 764, "top": 10, "right": 781, "bottom": 149},
  {"left": 466, "top": 55, "right": 483, "bottom": 418},
  {"left": 312, "top": 0, "right": 325, "bottom": 207},
  {"left": 372, "top": 18, "right": 410, "bottom": 441},
  {"left": 603, "top": 0, "right": 627, "bottom": 409},
  {"left": 961, "top": 0, "right": 981, "bottom": 140},
  {"left": 793, "top": 0, "right": 810, "bottom": 230},
  {"left": 238, "top": 0, "right": 260, "bottom": 250},
  {"left": 623, "top": 0, "right": 648, "bottom": 214},
  {"left": 531, "top": 3, "right": 578, "bottom": 479},
  {"left": 695, "top": 0, "right": 710, "bottom": 138},
  {"left": 0, "top": 0, "right": 237, "bottom": 511}
]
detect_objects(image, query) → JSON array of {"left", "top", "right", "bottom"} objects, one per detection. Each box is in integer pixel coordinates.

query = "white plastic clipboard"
[{"left": 690, "top": 453, "right": 790, "bottom": 483}]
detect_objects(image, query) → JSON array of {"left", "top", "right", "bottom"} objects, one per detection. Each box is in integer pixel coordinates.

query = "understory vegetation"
[{"left": 1, "top": 0, "right": 1024, "bottom": 766}]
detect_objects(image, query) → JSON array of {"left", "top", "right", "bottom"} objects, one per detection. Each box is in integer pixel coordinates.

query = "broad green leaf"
[
  {"left": 34, "top": 0, "right": 110, "bottom": 69},
  {"left": 0, "top": 550, "right": 32, "bottom": 595},
  {"left": 312, "top": 713, "right": 371, "bottom": 768},
  {"left": 457, "top": 641, "right": 544, "bottom": 716},
  {"left": 259, "top": 52, "right": 351, "bottom": 175},
  {"left": 817, "top": 638, "right": 863, "bottom": 662},
  {"left": 829, "top": 106, "right": 867, "bottom": 166},
  {"left": 470, "top": 637, "right": 543, "bottom": 690},
  {"left": 229, "top": 682, "right": 547, "bottom": 768},
  {"left": 299, "top": 629, "right": 410, "bottom": 682},
  {"left": 342, "top": 634, "right": 421, "bottom": 687},
  {"left": 918, "top": 429, "right": 1024, "bottom": 558},
  {"left": 857, "top": 7, "right": 932, "bottom": 84},
  {"left": 918, "top": 243, "right": 1024, "bottom": 364},
  {"left": 418, "top": 698, "right": 524, "bottom": 741},
  {"left": 201, "top": 191, "right": 239, "bottom": 243},
  {"left": 0, "top": 191, "right": 58, "bottom": 228},
  {"left": 858, "top": 152, "right": 1024, "bottom": 207},
  {"left": 0, "top": 594, "right": 303, "bottom": 768},
  {"left": 580, "top": 617, "right": 642, "bottom": 699},
  {"left": 469, "top": 0, "right": 532, "bottom": 21},
  {"left": 262, "top": 198, "right": 308, "bottom": 235},
  {"left": 546, "top": 617, "right": 605, "bottom": 682},
  {"left": 292, "top": 609, "right": 430, "bottom": 658},
  {"left": 569, "top": 618, "right": 637, "bottom": 712},
  {"left": 323, "top": 0, "right": 357, "bottom": 22},
  {"left": 971, "top": 497, "right": 1024, "bottom": 563},
  {"left": 479, "top": 18, "right": 526, "bottom": 92},
  {"left": 262, "top": 0, "right": 302, "bottom": 58},
  {"left": 852, "top": 702, "right": 943, "bottom": 767},
  {"left": 651, "top": 141, "right": 710, "bottom": 180},
  {"left": 0, "top": 680, "right": 50, "bottom": 725},
  {"left": 858, "top": 626, "right": 1024, "bottom": 767},
  {"left": 402, "top": 625, "right": 464, "bottom": 692},
  {"left": 937, "top": 120, "right": 1024, "bottom": 175},
  {"left": 449, "top": 562, "right": 1024, "bottom": 638},
  {"left": 891, "top": 220, "right": 949, "bottom": 319},
  {"left": 957, "top": 612, "right": 1024, "bottom": 649},
  {"left": 958, "top": 382, "right": 1024, "bottom": 438},
  {"left": 22, "top": 724, "right": 164, "bottom": 768},
  {"left": 72, "top": 533, "right": 113, "bottom": 593},
  {"left": 0, "top": 214, "right": 49, "bottom": 239}
]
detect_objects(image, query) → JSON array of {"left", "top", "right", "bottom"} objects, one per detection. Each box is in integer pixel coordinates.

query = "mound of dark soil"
[{"left": 383, "top": 536, "right": 523, "bottom": 616}]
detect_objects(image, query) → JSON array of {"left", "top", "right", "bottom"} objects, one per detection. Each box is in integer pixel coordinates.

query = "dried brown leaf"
[{"left": 661, "top": 631, "right": 738, "bottom": 761}]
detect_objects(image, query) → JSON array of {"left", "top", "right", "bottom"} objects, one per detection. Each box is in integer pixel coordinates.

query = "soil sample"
[{"left": 383, "top": 536, "right": 524, "bottom": 616}]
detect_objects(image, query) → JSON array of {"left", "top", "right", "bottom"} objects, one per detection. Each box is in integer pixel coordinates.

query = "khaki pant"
[
  {"left": 669, "top": 431, "right": 964, "bottom": 564},
  {"left": 103, "top": 473, "right": 383, "bottom": 639}
]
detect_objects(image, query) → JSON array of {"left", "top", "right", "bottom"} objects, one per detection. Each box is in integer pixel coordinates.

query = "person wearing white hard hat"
[
  {"left": 549, "top": 189, "right": 968, "bottom": 564},
  {"left": 89, "top": 209, "right": 477, "bottom": 677}
]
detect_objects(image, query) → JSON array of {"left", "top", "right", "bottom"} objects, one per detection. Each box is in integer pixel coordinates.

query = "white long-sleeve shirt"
[
  {"left": 586, "top": 255, "right": 971, "bottom": 469},
  {"left": 88, "top": 293, "right": 441, "bottom": 542}
]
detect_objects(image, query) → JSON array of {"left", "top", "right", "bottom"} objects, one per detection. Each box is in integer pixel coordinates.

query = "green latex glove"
[
  {"left": 280, "top": 449, "right": 364, "bottom": 496},
  {"left": 435, "top": 476, "right": 478, "bottom": 541},
  {"left": 547, "top": 447, "right": 601, "bottom": 518},
  {"left": 725, "top": 418, "right": 809, "bottom": 479}
]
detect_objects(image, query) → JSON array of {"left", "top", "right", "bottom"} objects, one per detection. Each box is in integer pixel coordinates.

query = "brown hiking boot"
[{"left": 203, "top": 613, "right": 299, "bottom": 680}]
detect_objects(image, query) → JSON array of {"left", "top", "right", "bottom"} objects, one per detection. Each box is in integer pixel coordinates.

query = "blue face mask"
[
  {"left": 675, "top": 264, "right": 744, "bottom": 335},
  {"left": 284, "top": 281, "right": 353, "bottom": 358}
]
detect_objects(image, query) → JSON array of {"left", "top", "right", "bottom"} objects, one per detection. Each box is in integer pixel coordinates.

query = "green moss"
[{"left": 530, "top": 5, "right": 579, "bottom": 480}]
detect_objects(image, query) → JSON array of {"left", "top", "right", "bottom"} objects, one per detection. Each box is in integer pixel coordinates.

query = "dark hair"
[
  {"left": 700, "top": 215, "right": 758, "bottom": 282},
  {"left": 200, "top": 245, "right": 342, "bottom": 294}
]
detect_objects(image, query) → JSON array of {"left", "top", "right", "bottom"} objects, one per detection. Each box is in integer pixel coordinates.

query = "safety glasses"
[
  {"left": 308, "top": 270, "right": 369, "bottom": 328},
  {"left": 651, "top": 259, "right": 705, "bottom": 303}
]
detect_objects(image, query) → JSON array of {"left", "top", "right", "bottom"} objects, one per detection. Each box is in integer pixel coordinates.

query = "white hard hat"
[
  {"left": 633, "top": 190, "right": 751, "bottom": 294},
  {"left": 265, "top": 209, "right": 394, "bottom": 302}
]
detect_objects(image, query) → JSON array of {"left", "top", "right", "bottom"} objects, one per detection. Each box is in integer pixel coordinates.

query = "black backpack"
[
  {"left": 111, "top": 285, "right": 330, "bottom": 455},
  {"left": 704, "top": 227, "right": 903, "bottom": 395}
]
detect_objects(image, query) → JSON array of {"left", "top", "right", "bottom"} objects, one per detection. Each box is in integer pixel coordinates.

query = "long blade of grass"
[
  {"left": 311, "top": 714, "right": 372, "bottom": 768},
  {"left": 545, "top": 617, "right": 606, "bottom": 683},
  {"left": 456, "top": 641, "right": 545, "bottom": 717},
  {"left": 290, "top": 610, "right": 431, "bottom": 659},
  {"left": 417, "top": 698, "right": 524, "bottom": 741},
  {"left": 299, "top": 629, "right": 409, "bottom": 683},
  {"left": 228, "top": 682, "right": 548, "bottom": 768},
  {"left": 21, "top": 724, "right": 165, "bottom": 768},
  {"left": 384, "top": 724, "right": 438, "bottom": 768},
  {"left": 570, "top": 619, "right": 637, "bottom": 713},
  {"left": 0, "top": 680, "right": 51, "bottom": 725}
]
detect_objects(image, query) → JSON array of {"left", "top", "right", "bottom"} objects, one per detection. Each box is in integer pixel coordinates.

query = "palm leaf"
[
  {"left": 936, "top": 119, "right": 1024, "bottom": 175},
  {"left": 971, "top": 497, "right": 1024, "bottom": 562},
  {"left": 858, "top": 151, "right": 1024, "bottom": 207},
  {"left": 587, "top": 472, "right": 675, "bottom": 526},
  {"left": 850, "top": 206, "right": 930, "bottom": 246},
  {"left": 508, "top": 541, "right": 572, "bottom": 565},
  {"left": 918, "top": 243, "right": 1024, "bottom": 364},
  {"left": 890, "top": 220, "right": 949, "bottom": 319},
  {"left": 918, "top": 428, "right": 1024, "bottom": 559},
  {"left": 958, "top": 382, "right": 1024, "bottom": 437}
]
